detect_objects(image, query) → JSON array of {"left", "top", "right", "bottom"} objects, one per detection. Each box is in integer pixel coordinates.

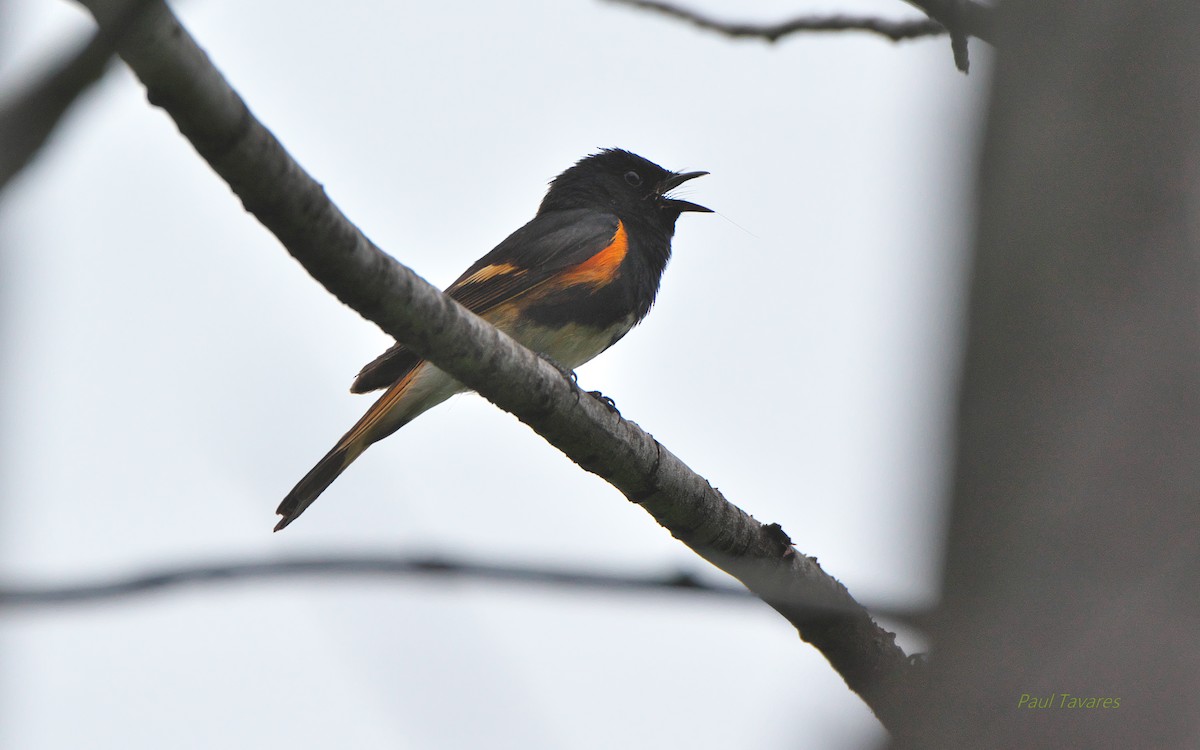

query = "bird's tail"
[
  {"left": 275, "top": 364, "right": 439, "bottom": 531},
  {"left": 274, "top": 440, "right": 367, "bottom": 532}
]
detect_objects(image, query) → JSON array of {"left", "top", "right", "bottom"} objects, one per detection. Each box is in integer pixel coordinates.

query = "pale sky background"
[{"left": 1, "top": 0, "right": 988, "bottom": 747}]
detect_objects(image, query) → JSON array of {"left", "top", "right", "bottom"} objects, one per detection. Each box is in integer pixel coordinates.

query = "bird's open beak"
[{"left": 657, "top": 170, "right": 712, "bottom": 213}]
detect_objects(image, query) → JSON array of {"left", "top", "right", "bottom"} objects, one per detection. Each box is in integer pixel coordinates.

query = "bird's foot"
[
  {"left": 537, "top": 355, "right": 618, "bottom": 415},
  {"left": 587, "top": 390, "right": 620, "bottom": 415},
  {"left": 539, "top": 354, "right": 578, "bottom": 385}
]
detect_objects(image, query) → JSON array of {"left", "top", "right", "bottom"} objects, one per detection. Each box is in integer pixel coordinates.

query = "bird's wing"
[{"left": 350, "top": 209, "right": 622, "bottom": 393}]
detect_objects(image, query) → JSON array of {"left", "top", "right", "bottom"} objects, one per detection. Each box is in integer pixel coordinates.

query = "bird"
[{"left": 275, "top": 148, "right": 710, "bottom": 531}]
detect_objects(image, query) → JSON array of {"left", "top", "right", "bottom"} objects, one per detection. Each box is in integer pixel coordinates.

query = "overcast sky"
[{"left": 1, "top": 1, "right": 987, "bottom": 747}]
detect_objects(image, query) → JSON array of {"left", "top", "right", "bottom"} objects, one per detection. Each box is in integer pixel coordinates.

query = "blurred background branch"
[
  {"left": 0, "top": 553, "right": 928, "bottom": 626},
  {"left": 0, "top": 0, "right": 158, "bottom": 193},
  {"left": 0, "top": 29, "right": 115, "bottom": 192},
  {"left": 605, "top": 0, "right": 996, "bottom": 72},
  {"left": 604, "top": 0, "right": 946, "bottom": 43}
]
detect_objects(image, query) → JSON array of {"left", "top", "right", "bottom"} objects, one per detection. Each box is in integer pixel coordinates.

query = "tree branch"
[
  {"left": 0, "top": 24, "right": 120, "bottom": 193},
  {"left": 75, "top": 0, "right": 923, "bottom": 730},
  {"left": 605, "top": 0, "right": 998, "bottom": 73},
  {"left": 0, "top": 553, "right": 929, "bottom": 625},
  {"left": 0, "top": 555, "right": 755, "bottom": 606},
  {"left": 604, "top": 0, "right": 946, "bottom": 43}
]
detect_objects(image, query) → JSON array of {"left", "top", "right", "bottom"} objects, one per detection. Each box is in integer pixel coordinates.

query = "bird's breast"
[{"left": 507, "top": 315, "right": 637, "bottom": 371}]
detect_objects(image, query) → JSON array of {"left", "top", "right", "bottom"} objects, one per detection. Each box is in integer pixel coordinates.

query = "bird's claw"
[
  {"left": 540, "top": 354, "right": 578, "bottom": 385},
  {"left": 588, "top": 390, "right": 620, "bottom": 415},
  {"left": 539, "top": 355, "right": 616, "bottom": 414}
]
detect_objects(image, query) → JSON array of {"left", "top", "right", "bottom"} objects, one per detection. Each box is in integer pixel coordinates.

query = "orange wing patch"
[
  {"left": 558, "top": 221, "right": 628, "bottom": 287},
  {"left": 450, "top": 220, "right": 627, "bottom": 321},
  {"left": 459, "top": 262, "right": 524, "bottom": 286}
]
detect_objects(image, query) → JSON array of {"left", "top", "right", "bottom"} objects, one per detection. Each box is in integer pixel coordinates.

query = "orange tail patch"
[{"left": 275, "top": 365, "right": 425, "bottom": 531}]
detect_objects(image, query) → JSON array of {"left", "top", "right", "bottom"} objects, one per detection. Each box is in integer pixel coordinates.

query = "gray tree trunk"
[{"left": 906, "top": 2, "right": 1200, "bottom": 746}]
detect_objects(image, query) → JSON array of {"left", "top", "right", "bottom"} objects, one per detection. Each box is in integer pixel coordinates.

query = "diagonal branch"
[
  {"left": 604, "top": 0, "right": 947, "bottom": 43},
  {"left": 0, "top": 29, "right": 115, "bottom": 193},
  {"left": 0, "top": 0, "right": 165, "bottom": 194},
  {"left": 75, "top": 0, "right": 924, "bottom": 731}
]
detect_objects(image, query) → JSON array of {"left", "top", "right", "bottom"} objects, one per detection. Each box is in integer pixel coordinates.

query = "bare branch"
[
  {"left": 604, "top": 0, "right": 946, "bottom": 43},
  {"left": 0, "top": 555, "right": 753, "bottom": 606},
  {"left": 0, "top": 32, "right": 113, "bottom": 193},
  {"left": 75, "top": 0, "right": 923, "bottom": 729},
  {"left": 0, "top": 0, "right": 165, "bottom": 193},
  {"left": 605, "top": 0, "right": 998, "bottom": 73},
  {"left": 0, "top": 553, "right": 929, "bottom": 625}
]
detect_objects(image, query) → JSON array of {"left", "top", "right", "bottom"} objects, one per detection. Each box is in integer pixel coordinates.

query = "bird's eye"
[{"left": 624, "top": 171, "right": 642, "bottom": 187}]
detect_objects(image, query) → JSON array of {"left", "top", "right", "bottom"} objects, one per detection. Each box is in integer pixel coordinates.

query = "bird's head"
[{"left": 539, "top": 148, "right": 710, "bottom": 229}]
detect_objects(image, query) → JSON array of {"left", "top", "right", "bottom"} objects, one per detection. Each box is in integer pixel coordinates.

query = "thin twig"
[
  {"left": 607, "top": 0, "right": 998, "bottom": 73},
  {"left": 605, "top": 0, "right": 946, "bottom": 42}
]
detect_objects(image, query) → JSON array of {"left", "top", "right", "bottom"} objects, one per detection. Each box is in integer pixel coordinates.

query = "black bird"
[{"left": 276, "top": 148, "right": 709, "bottom": 530}]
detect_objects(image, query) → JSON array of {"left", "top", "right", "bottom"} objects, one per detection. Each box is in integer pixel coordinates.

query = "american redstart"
[{"left": 275, "top": 148, "right": 709, "bottom": 530}]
